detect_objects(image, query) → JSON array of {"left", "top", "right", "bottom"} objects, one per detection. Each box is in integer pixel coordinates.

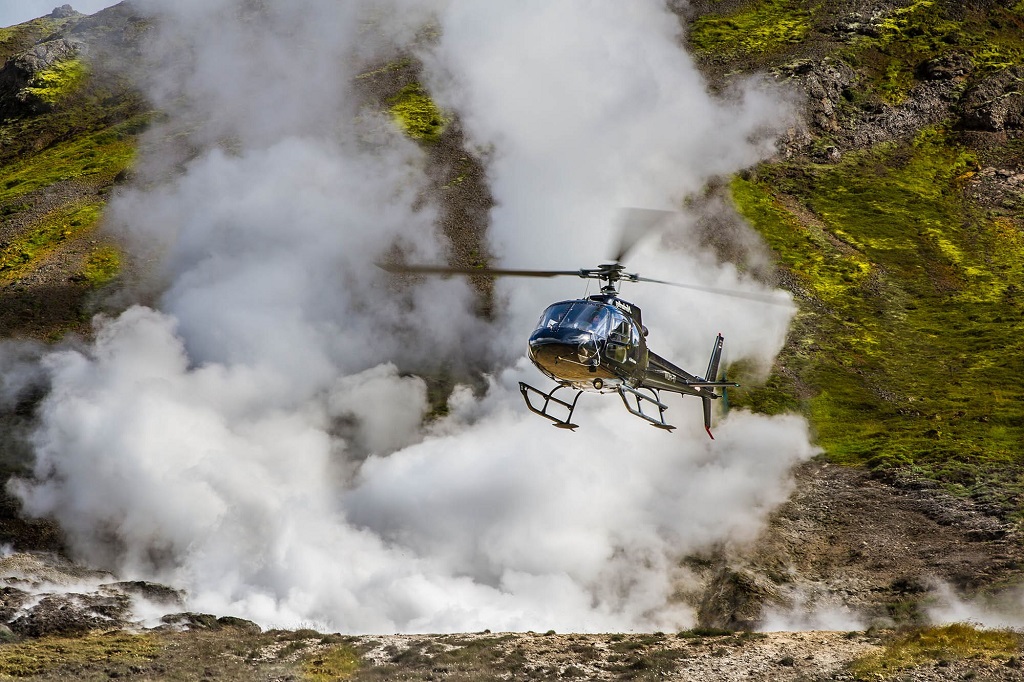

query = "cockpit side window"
[
  {"left": 610, "top": 319, "right": 630, "bottom": 344},
  {"left": 605, "top": 311, "right": 635, "bottom": 363}
]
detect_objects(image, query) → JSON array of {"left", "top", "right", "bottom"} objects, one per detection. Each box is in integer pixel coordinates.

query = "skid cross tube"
[
  {"left": 519, "top": 382, "right": 582, "bottom": 430},
  {"left": 618, "top": 385, "right": 675, "bottom": 431}
]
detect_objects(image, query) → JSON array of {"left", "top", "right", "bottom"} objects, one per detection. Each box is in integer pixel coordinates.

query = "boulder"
[
  {"left": 959, "top": 66, "right": 1024, "bottom": 131},
  {"left": 104, "top": 580, "right": 186, "bottom": 607},
  {"left": 8, "top": 592, "right": 130, "bottom": 638},
  {"left": 774, "top": 58, "right": 857, "bottom": 133},
  {"left": 50, "top": 5, "right": 79, "bottom": 19},
  {"left": 916, "top": 53, "right": 972, "bottom": 81},
  {"left": 696, "top": 567, "right": 786, "bottom": 630}
]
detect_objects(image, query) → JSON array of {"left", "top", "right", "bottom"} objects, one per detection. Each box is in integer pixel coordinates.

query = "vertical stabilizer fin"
[
  {"left": 705, "top": 333, "right": 725, "bottom": 383},
  {"left": 703, "top": 333, "right": 725, "bottom": 439}
]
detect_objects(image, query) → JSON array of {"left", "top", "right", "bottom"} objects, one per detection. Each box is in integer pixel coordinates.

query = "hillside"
[{"left": 0, "top": 0, "right": 1024, "bottom": 679}]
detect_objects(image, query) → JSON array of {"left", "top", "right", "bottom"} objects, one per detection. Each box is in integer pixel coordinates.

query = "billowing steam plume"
[{"left": 9, "top": 0, "right": 815, "bottom": 632}]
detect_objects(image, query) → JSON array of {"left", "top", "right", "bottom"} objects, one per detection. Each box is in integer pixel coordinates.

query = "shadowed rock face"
[
  {"left": 0, "top": 39, "right": 81, "bottom": 117},
  {"left": 0, "top": 551, "right": 190, "bottom": 637},
  {"left": 9, "top": 593, "right": 131, "bottom": 638},
  {"left": 685, "top": 461, "right": 1024, "bottom": 630},
  {"left": 960, "top": 66, "right": 1024, "bottom": 132}
]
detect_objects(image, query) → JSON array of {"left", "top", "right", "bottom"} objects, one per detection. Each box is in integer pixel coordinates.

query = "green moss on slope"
[
  {"left": 842, "top": 1, "right": 1024, "bottom": 104},
  {"left": 23, "top": 57, "right": 88, "bottom": 106},
  {"left": 79, "top": 244, "right": 121, "bottom": 286},
  {"left": 689, "top": 0, "right": 814, "bottom": 58},
  {"left": 302, "top": 645, "right": 361, "bottom": 681},
  {"left": 388, "top": 83, "right": 448, "bottom": 143},
  {"left": 0, "top": 118, "right": 140, "bottom": 206},
  {"left": 733, "top": 128, "right": 1024, "bottom": 516},
  {"left": 0, "top": 631, "right": 161, "bottom": 677},
  {"left": 0, "top": 201, "right": 104, "bottom": 282},
  {"left": 849, "top": 624, "right": 1021, "bottom": 680}
]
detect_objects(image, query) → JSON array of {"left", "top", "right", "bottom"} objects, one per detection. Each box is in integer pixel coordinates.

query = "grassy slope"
[
  {"left": 691, "top": 0, "right": 1024, "bottom": 518},
  {"left": 0, "top": 17, "right": 149, "bottom": 338}
]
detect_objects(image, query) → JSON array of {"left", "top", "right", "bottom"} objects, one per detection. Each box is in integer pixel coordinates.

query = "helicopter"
[{"left": 378, "top": 210, "right": 787, "bottom": 437}]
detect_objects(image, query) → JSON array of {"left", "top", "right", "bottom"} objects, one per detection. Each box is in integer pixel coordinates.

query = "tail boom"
[{"left": 640, "top": 334, "right": 738, "bottom": 438}]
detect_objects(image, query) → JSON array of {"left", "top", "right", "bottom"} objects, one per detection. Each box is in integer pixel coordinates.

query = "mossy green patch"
[
  {"left": 848, "top": 624, "right": 1020, "bottom": 679},
  {"left": 733, "top": 127, "right": 1024, "bottom": 516},
  {"left": 0, "top": 631, "right": 161, "bottom": 678},
  {"left": 689, "top": 0, "right": 813, "bottom": 58},
  {"left": 388, "top": 83, "right": 448, "bottom": 143},
  {"left": 0, "top": 201, "right": 104, "bottom": 282},
  {"left": 0, "top": 119, "right": 139, "bottom": 206},
  {"left": 79, "top": 244, "right": 121, "bottom": 286},
  {"left": 842, "top": 1, "right": 1024, "bottom": 104},
  {"left": 302, "top": 645, "right": 361, "bottom": 681},
  {"left": 23, "top": 58, "right": 88, "bottom": 106}
]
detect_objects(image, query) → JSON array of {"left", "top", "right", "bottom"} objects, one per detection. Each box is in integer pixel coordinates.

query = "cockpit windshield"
[
  {"left": 536, "top": 302, "right": 621, "bottom": 335},
  {"left": 537, "top": 303, "right": 572, "bottom": 329}
]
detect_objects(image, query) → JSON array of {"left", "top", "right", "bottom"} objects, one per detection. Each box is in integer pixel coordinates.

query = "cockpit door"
[{"left": 604, "top": 315, "right": 638, "bottom": 366}]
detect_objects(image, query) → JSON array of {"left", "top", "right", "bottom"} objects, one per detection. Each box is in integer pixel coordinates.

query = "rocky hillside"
[
  {"left": 1, "top": 0, "right": 1024, "bottom": 679},
  {"left": 682, "top": 0, "right": 1024, "bottom": 631}
]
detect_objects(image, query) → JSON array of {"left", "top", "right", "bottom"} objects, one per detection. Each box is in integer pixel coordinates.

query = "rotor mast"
[{"left": 578, "top": 263, "right": 637, "bottom": 295}]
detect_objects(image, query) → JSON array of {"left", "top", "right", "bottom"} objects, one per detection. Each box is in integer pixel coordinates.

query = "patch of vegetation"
[
  {"left": 79, "top": 244, "right": 121, "bottom": 286},
  {"left": 606, "top": 646, "right": 690, "bottom": 680},
  {"left": 0, "top": 631, "right": 161, "bottom": 677},
  {"left": 302, "top": 645, "right": 361, "bottom": 681},
  {"left": 848, "top": 624, "right": 1021, "bottom": 679},
  {"left": 732, "top": 127, "right": 1024, "bottom": 517},
  {"left": 388, "top": 83, "right": 448, "bottom": 143},
  {"left": 352, "top": 637, "right": 528, "bottom": 681},
  {"left": 677, "top": 626, "right": 733, "bottom": 639},
  {"left": 842, "top": 1, "right": 1024, "bottom": 104},
  {"left": 689, "top": 0, "right": 813, "bottom": 58},
  {"left": 23, "top": 58, "right": 88, "bottom": 106},
  {"left": 0, "top": 201, "right": 104, "bottom": 282},
  {"left": 0, "top": 118, "right": 139, "bottom": 205}
]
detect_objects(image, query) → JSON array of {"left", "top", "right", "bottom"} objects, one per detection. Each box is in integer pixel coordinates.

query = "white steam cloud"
[
  {"left": 760, "top": 589, "right": 867, "bottom": 632},
  {"left": 928, "top": 582, "right": 1024, "bottom": 630},
  {"left": 9, "top": 0, "right": 815, "bottom": 632}
]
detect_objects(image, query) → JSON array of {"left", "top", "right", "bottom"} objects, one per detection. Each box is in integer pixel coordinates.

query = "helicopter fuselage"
[{"left": 527, "top": 294, "right": 648, "bottom": 392}]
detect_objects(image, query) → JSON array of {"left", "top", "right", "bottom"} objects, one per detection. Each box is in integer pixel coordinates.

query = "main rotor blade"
[
  {"left": 377, "top": 263, "right": 582, "bottom": 278},
  {"left": 612, "top": 208, "right": 678, "bottom": 264},
  {"left": 634, "top": 275, "right": 792, "bottom": 305}
]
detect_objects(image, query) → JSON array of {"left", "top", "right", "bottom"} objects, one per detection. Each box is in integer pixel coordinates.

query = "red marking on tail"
[{"left": 706, "top": 426, "right": 715, "bottom": 440}]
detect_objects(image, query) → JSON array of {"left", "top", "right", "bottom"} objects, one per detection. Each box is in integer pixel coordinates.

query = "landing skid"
[
  {"left": 519, "top": 382, "right": 582, "bottom": 430},
  {"left": 618, "top": 385, "right": 675, "bottom": 431}
]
